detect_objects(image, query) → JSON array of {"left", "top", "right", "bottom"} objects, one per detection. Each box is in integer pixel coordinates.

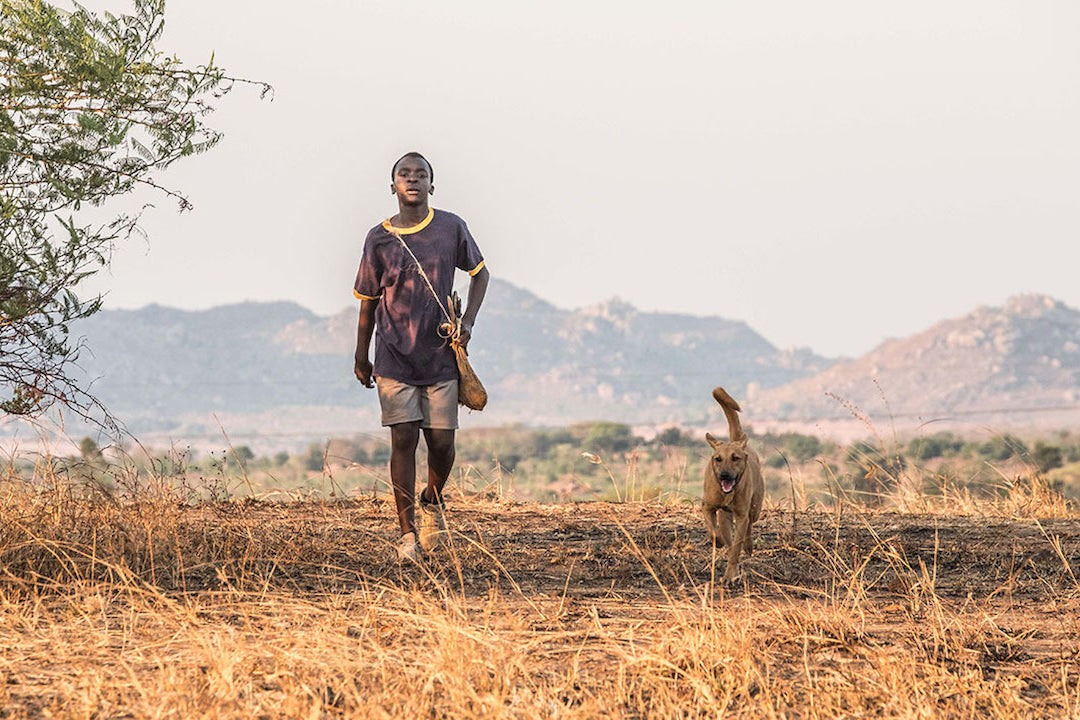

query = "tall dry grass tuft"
[
  {"left": 581, "top": 450, "right": 668, "bottom": 503},
  {"left": 828, "top": 430, "right": 1077, "bottom": 520},
  {"left": 0, "top": 451, "right": 182, "bottom": 589},
  {"left": 881, "top": 462, "right": 1076, "bottom": 519},
  {"left": 0, "top": 451, "right": 353, "bottom": 594}
]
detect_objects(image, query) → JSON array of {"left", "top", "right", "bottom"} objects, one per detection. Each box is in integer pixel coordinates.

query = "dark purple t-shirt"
[{"left": 353, "top": 208, "right": 485, "bottom": 386}]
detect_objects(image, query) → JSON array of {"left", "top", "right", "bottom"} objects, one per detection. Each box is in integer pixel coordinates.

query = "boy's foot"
[
  {"left": 397, "top": 531, "right": 420, "bottom": 562},
  {"left": 418, "top": 490, "right": 448, "bottom": 550}
]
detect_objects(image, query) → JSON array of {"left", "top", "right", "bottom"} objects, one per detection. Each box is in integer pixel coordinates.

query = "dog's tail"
[{"left": 712, "top": 386, "right": 746, "bottom": 443}]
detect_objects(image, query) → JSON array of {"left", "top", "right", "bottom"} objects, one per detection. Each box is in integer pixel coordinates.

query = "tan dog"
[{"left": 702, "top": 386, "right": 764, "bottom": 583}]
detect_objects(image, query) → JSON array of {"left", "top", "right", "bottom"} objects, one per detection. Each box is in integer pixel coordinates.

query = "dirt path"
[
  {"left": 187, "top": 499, "right": 1080, "bottom": 611},
  {"left": 183, "top": 500, "right": 1080, "bottom": 679}
]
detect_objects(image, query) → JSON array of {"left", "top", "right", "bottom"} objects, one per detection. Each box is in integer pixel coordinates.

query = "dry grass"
[{"left": 0, "top": 453, "right": 1078, "bottom": 718}]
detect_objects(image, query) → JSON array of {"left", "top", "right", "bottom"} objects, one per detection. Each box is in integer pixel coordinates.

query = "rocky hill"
[
  {"left": 68, "top": 279, "right": 831, "bottom": 435},
  {"left": 750, "top": 294, "right": 1080, "bottom": 422}
]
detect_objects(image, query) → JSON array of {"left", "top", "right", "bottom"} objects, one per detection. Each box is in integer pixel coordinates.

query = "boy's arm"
[
  {"left": 354, "top": 298, "right": 377, "bottom": 387},
  {"left": 458, "top": 265, "right": 489, "bottom": 349}
]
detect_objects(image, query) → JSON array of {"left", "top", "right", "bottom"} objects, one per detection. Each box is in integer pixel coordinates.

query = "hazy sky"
[{"left": 77, "top": 0, "right": 1080, "bottom": 357}]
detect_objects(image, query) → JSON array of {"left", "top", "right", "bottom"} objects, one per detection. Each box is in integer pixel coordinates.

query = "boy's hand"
[
  {"left": 457, "top": 321, "right": 473, "bottom": 350},
  {"left": 354, "top": 357, "right": 374, "bottom": 388}
]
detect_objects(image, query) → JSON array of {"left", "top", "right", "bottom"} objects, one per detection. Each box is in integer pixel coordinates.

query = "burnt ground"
[
  {"left": 200, "top": 500, "right": 1080, "bottom": 689},
  {"left": 173, "top": 499, "right": 1080, "bottom": 683},
  {"left": 188, "top": 498, "right": 1080, "bottom": 600}
]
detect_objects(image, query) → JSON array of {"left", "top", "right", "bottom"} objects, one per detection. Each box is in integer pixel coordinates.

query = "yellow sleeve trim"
[
  {"left": 382, "top": 207, "right": 434, "bottom": 235},
  {"left": 468, "top": 260, "right": 486, "bottom": 277},
  {"left": 353, "top": 290, "right": 380, "bottom": 301}
]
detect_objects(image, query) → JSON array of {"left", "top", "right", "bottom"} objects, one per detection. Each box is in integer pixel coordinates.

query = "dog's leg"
[
  {"left": 702, "top": 505, "right": 724, "bottom": 546},
  {"left": 725, "top": 515, "right": 749, "bottom": 583},
  {"left": 714, "top": 508, "right": 734, "bottom": 549},
  {"left": 702, "top": 504, "right": 716, "bottom": 543},
  {"left": 743, "top": 522, "right": 754, "bottom": 556}
]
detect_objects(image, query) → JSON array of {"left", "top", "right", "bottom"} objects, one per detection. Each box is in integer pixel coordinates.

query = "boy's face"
[{"left": 391, "top": 157, "right": 433, "bottom": 207}]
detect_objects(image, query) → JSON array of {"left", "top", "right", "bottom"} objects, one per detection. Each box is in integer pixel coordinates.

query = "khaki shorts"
[{"left": 376, "top": 377, "right": 459, "bottom": 429}]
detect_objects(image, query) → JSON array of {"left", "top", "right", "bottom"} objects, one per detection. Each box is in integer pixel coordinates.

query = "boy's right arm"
[{"left": 354, "top": 298, "right": 377, "bottom": 388}]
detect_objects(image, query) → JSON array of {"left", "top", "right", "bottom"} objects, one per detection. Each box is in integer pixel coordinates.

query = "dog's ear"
[
  {"left": 737, "top": 437, "right": 749, "bottom": 449},
  {"left": 705, "top": 432, "right": 721, "bottom": 449}
]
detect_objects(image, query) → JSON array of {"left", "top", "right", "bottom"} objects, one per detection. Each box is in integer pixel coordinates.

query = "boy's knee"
[
  {"left": 390, "top": 421, "right": 421, "bottom": 450},
  {"left": 425, "top": 429, "right": 455, "bottom": 459}
]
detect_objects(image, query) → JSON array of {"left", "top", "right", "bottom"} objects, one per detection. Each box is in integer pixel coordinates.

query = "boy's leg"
[
  {"left": 418, "top": 378, "right": 459, "bottom": 505},
  {"left": 389, "top": 421, "right": 421, "bottom": 536},
  {"left": 418, "top": 428, "right": 454, "bottom": 550},
  {"left": 421, "top": 428, "right": 455, "bottom": 503},
  {"left": 416, "top": 379, "right": 457, "bottom": 550}
]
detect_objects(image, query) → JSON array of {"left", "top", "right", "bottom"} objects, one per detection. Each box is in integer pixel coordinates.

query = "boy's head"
[
  {"left": 391, "top": 152, "right": 434, "bottom": 206},
  {"left": 391, "top": 152, "right": 433, "bottom": 183}
]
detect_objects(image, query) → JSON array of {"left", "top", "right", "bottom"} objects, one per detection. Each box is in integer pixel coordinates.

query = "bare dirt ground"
[
  {"left": 176, "top": 497, "right": 1080, "bottom": 604},
  {"left": 2, "top": 498, "right": 1079, "bottom": 717}
]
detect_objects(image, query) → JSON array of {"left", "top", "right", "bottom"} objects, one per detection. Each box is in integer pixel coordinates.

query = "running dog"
[{"left": 702, "top": 386, "right": 764, "bottom": 583}]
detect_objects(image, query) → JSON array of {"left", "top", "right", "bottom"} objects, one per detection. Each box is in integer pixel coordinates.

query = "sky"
[{"left": 77, "top": 0, "right": 1080, "bottom": 358}]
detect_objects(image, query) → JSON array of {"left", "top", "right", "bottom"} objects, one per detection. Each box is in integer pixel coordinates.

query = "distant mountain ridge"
[
  {"left": 750, "top": 294, "right": 1080, "bottom": 421},
  {"left": 64, "top": 285, "right": 1080, "bottom": 437},
  {"left": 70, "top": 278, "right": 831, "bottom": 433}
]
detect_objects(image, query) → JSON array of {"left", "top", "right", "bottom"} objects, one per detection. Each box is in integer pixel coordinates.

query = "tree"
[
  {"left": 906, "top": 432, "right": 963, "bottom": 461},
  {"left": 655, "top": 426, "right": 686, "bottom": 447},
  {"left": 304, "top": 443, "right": 325, "bottom": 472},
  {"left": 978, "top": 434, "right": 1028, "bottom": 462},
  {"left": 231, "top": 445, "right": 254, "bottom": 463},
  {"left": 1031, "top": 442, "right": 1063, "bottom": 474},
  {"left": 0, "top": 0, "right": 267, "bottom": 422},
  {"left": 582, "top": 422, "right": 636, "bottom": 453},
  {"left": 782, "top": 433, "right": 821, "bottom": 463},
  {"left": 78, "top": 435, "right": 102, "bottom": 462},
  {"left": 348, "top": 444, "right": 369, "bottom": 464}
]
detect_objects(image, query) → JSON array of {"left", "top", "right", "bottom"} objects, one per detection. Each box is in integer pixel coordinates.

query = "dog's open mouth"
[{"left": 721, "top": 476, "right": 739, "bottom": 494}]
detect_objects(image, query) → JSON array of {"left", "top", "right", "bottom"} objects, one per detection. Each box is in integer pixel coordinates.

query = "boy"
[{"left": 353, "top": 152, "right": 490, "bottom": 561}]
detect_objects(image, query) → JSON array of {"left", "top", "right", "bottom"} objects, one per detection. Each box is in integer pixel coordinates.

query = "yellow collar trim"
[{"left": 382, "top": 208, "right": 434, "bottom": 235}]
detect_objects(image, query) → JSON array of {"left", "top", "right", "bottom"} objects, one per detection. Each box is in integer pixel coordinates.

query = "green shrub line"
[{"left": 10, "top": 423, "right": 1077, "bottom": 507}]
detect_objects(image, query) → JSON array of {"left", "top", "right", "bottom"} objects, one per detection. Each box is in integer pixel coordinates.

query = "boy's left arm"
[{"left": 458, "top": 265, "right": 489, "bottom": 349}]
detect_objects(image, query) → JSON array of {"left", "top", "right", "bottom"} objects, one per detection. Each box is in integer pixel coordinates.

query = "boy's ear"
[{"left": 429, "top": 185, "right": 435, "bottom": 195}]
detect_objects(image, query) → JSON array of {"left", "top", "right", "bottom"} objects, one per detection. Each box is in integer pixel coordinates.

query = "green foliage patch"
[{"left": 0, "top": 0, "right": 266, "bottom": 424}]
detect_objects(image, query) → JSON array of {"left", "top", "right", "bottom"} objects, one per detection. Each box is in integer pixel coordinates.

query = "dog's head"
[{"left": 706, "top": 433, "right": 749, "bottom": 494}]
